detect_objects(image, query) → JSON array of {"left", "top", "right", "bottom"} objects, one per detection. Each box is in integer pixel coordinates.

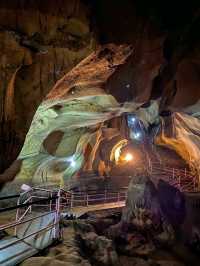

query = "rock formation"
[
  {"left": 1, "top": 44, "right": 139, "bottom": 191},
  {"left": 0, "top": 0, "right": 96, "bottom": 173},
  {"left": 156, "top": 112, "right": 200, "bottom": 178},
  {"left": 0, "top": 0, "right": 199, "bottom": 190}
]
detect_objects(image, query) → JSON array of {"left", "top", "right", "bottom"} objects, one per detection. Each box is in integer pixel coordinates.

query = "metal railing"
[
  {"left": 0, "top": 187, "right": 127, "bottom": 252},
  {"left": 150, "top": 163, "right": 197, "bottom": 192},
  {"left": 0, "top": 188, "right": 62, "bottom": 253},
  {"left": 59, "top": 189, "right": 127, "bottom": 209}
]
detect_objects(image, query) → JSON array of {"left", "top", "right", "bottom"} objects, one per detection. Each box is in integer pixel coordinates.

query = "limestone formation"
[
  {"left": 2, "top": 44, "right": 137, "bottom": 191},
  {"left": 0, "top": 0, "right": 96, "bottom": 173},
  {"left": 156, "top": 112, "right": 200, "bottom": 178}
]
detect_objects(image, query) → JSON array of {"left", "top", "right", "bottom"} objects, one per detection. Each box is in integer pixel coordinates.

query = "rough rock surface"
[
  {"left": 0, "top": 0, "right": 96, "bottom": 174},
  {"left": 21, "top": 222, "right": 91, "bottom": 266},
  {"left": 121, "top": 173, "right": 187, "bottom": 243},
  {"left": 156, "top": 112, "right": 200, "bottom": 177},
  {"left": 0, "top": 44, "right": 138, "bottom": 191},
  {"left": 19, "top": 209, "right": 192, "bottom": 266},
  {"left": 1, "top": 0, "right": 200, "bottom": 179}
]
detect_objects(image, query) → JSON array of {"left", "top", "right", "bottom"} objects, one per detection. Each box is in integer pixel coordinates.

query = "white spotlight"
[
  {"left": 134, "top": 132, "right": 141, "bottom": 139},
  {"left": 131, "top": 117, "right": 136, "bottom": 123},
  {"left": 70, "top": 159, "right": 76, "bottom": 167},
  {"left": 65, "top": 156, "right": 76, "bottom": 167}
]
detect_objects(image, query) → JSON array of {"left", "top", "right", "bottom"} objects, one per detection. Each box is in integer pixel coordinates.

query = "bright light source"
[
  {"left": 131, "top": 117, "right": 136, "bottom": 123},
  {"left": 70, "top": 160, "right": 76, "bottom": 167},
  {"left": 133, "top": 132, "right": 141, "bottom": 139},
  {"left": 65, "top": 156, "right": 76, "bottom": 167},
  {"left": 68, "top": 158, "right": 76, "bottom": 167},
  {"left": 124, "top": 153, "right": 133, "bottom": 162}
]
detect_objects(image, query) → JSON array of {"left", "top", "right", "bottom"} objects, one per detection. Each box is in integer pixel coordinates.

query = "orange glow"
[{"left": 124, "top": 153, "right": 133, "bottom": 162}]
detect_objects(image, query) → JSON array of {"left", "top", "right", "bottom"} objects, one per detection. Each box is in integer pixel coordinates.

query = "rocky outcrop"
[{"left": 121, "top": 173, "right": 187, "bottom": 243}]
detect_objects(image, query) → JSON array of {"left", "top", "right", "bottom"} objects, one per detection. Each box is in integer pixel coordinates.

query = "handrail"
[
  {"left": 150, "top": 163, "right": 197, "bottom": 192},
  {"left": 0, "top": 211, "right": 56, "bottom": 231},
  {"left": 0, "top": 194, "right": 20, "bottom": 201},
  {"left": 0, "top": 222, "right": 59, "bottom": 250},
  {"left": 0, "top": 196, "right": 58, "bottom": 213}
]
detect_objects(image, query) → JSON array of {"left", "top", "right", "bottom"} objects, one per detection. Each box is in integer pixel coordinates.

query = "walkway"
[
  {"left": 0, "top": 188, "right": 127, "bottom": 266},
  {"left": 0, "top": 165, "right": 198, "bottom": 266},
  {"left": 67, "top": 201, "right": 125, "bottom": 217}
]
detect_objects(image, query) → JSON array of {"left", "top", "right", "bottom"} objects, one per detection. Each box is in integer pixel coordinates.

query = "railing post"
[
  {"left": 15, "top": 195, "right": 21, "bottom": 236},
  {"left": 86, "top": 194, "right": 89, "bottom": 207},
  {"left": 172, "top": 168, "right": 175, "bottom": 180},
  {"left": 118, "top": 192, "right": 120, "bottom": 203},
  {"left": 54, "top": 190, "right": 61, "bottom": 239},
  {"left": 29, "top": 191, "right": 32, "bottom": 213},
  {"left": 50, "top": 192, "right": 52, "bottom": 211},
  {"left": 70, "top": 193, "right": 74, "bottom": 209}
]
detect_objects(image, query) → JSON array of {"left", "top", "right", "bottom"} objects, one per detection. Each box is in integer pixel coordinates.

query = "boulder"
[
  {"left": 122, "top": 174, "right": 162, "bottom": 230},
  {"left": 76, "top": 220, "right": 119, "bottom": 266},
  {"left": 122, "top": 174, "right": 177, "bottom": 247},
  {"left": 73, "top": 220, "right": 95, "bottom": 233},
  {"left": 89, "top": 235, "right": 119, "bottom": 266}
]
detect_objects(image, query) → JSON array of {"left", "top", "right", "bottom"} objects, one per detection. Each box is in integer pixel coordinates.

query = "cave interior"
[{"left": 0, "top": 1, "right": 200, "bottom": 266}]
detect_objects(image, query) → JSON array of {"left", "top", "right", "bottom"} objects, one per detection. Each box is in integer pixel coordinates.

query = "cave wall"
[{"left": 0, "top": 0, "right": 96, "bottom": 173}]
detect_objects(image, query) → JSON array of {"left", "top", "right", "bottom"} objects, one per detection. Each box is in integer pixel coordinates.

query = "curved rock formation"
[
  {"left": 0, "top": 0, "right": 199, "bottom": 191},
  {"left": 0, "top": 0, "right": 96, "bottom": 173},
  {"left": 1, "top": 44, "right": 138, "bottom": 191}
]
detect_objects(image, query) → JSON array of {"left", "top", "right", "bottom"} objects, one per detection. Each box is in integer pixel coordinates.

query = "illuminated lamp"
[
  {"left": 124, "top": 153, "right": 133, "bottom": 162},
  {"left": 133, "top": 132, "right": 141, "bottom": 139},
  {"left": 65, "top": 156, "right": 76, "bottom": 167},
  {"left": 69, "top": 158, "right": 76, "bottom": 167}
]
